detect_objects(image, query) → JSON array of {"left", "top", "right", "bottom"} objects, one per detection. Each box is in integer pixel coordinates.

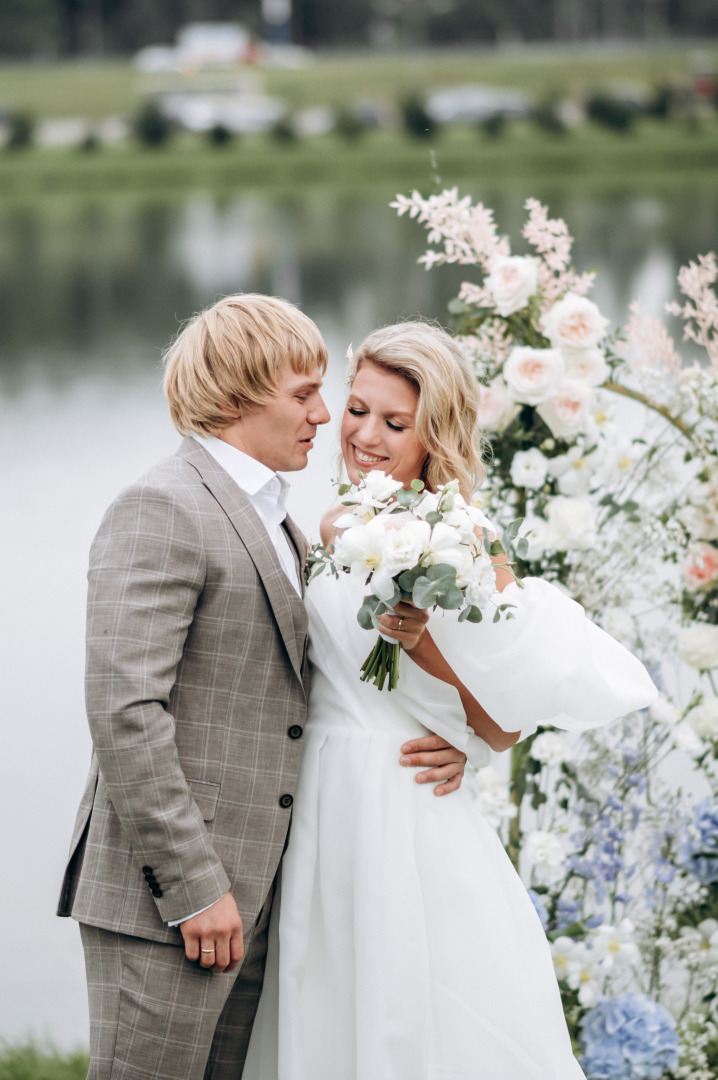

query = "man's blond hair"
[{"left": 163, "top": 294, "right": 328, "bottom": 435}]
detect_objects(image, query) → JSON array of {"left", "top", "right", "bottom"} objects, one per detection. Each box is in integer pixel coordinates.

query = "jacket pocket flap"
[{"left": 188, "top": 779, "right": 220, "bottom": 822}]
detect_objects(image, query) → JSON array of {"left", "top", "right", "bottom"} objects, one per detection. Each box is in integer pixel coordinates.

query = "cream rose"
[
  {"left": 503, "top": 347, "right": 565, "bottom": 406},
  {"left": 687, "top": 698, "right": 718, "bottom": 740},
  {"left": 477, "top": 376, "right": 520, "bottom": 432},
  {"left": 537, "top": 380, "right": 592, "bottom": 441},
  {"left": 510, "top": 448, "right": 549, "bottom": 490},
  {"left": 541, "top": 293, "right": 610, "bottom": 351},
  {"left": 546, "top": 496, "right": 597, "bottom": 551},
  {"left": 562, "top": 347, "right": 609, "bottom": 387},
  {"left": 677, "top": 623, "right": 718, "bottom": 671},
  {"left": 486, "top": 255, "right": 539, "bottom": 316}
]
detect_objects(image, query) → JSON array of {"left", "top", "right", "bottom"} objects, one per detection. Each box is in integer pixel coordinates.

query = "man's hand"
[
  {"left": 180, "top": 892, "right": 244, "bottom": 973},
  {"left": 399, "top": 733, "right": 467, "bottom": 796}
]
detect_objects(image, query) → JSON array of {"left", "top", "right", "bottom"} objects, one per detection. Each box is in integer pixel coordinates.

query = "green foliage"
[
  {"left": 334, "top": 107, "right": 369, "bottom": 141},
  {"left": 269, "top": 117, "right": 297, "bottom": 143},
  {"left": 400, "top": 95, "right": 437, "bottom": 140},
  {"left": 5, "top": 111, "right": 34, "bottom": 149},
  {"left": 532, "top": 98, "right": 567, "bottom": 136},
  {"left": 207, "top": 123, "right": 234, "bottom": 148},
  {"left": 479, "top": 112, "right": 507, "bottom": 140},
  {"left": 586, "top": 93, "right": 635, "bottom": 133},
  {"left": 133, "top": 100, "right": 172, "bottom": 148},
  {"left": 0, "top": 1040, "right": 89, "bottom": 1080},
  {"left": 412, "top": 563, "right": 463, "bottom": 609}
]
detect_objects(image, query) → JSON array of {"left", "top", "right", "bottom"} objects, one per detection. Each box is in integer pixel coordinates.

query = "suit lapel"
[
  {"left": 177, "top": 438, "right": 307, "bottom": 685},
  {"left": 282, "top": 514, "right": 309, "bottom": 598}
]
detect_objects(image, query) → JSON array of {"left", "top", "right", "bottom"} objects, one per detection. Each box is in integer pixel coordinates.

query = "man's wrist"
[{"left": 167, "top": 897, "right": 222, "bottom": 927}]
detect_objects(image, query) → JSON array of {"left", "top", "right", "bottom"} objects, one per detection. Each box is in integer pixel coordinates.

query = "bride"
[{"left": 243, "top": 321, "right": 658, "bottom": 1080}]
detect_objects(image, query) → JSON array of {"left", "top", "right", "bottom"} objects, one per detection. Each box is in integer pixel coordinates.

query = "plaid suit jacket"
[{"left": 58, "top": 437, "right": 310, "bottom": 945}]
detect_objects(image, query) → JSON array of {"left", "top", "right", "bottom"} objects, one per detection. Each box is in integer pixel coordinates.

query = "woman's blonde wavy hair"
[
  {"left": 348, "top": 321, "right": 486, "bottom": 499},
  {"left": 163, "top": 293, "right": 328, "bottom": 436}
]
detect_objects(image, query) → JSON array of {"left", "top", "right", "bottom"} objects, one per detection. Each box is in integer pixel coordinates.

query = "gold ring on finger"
[
  {"left": 397, "top": 617, "right": 404, "bottom": 630},
  {"left": 201, "top": 948, "right": 215, "bottom": 953}
]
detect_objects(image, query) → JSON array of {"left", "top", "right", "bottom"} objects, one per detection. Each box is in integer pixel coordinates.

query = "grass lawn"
[
  {"left": 0, "top": 118, "right": 717, "bottom": 198},
  {"left": 0, "top": 43, "right": 717, "bottom": 121},
  {"left": 0, "top": 1041, "right": 89, "bottom": 1080}
]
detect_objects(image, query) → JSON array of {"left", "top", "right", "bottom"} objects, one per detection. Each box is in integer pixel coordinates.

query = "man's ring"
[
  {"left": 201, "top": 948, "right": 215, "bottom": 953},
  {"left": 397, "top": 617, "right": 404, "bottom": 630}
]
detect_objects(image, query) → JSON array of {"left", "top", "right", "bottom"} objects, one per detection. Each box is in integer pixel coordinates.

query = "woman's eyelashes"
[{"left": 346, "top": 406, "right": 405, "bottom": 432}]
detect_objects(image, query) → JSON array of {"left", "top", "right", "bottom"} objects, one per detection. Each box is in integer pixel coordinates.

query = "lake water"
[{"left": 2, "top": 182, "right": 717, "bottom": 1048}]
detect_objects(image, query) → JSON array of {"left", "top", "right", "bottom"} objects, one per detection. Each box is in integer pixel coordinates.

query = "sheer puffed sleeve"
[{"left": 424, "top": 577, "right": 658, "bottom": 743}]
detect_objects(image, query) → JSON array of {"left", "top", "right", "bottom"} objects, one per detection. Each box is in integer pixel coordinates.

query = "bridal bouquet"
[{"left": 308, "top": 470, "right": 522, "bottom": 691}]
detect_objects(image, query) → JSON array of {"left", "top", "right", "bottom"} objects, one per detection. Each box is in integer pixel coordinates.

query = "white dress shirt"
[{"left": 168, "top": 434, "right": 302, "bottom": 928}]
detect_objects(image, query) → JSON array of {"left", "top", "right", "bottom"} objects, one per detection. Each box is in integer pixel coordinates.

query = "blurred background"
[{"left": 2, "top": 0, "right": 718, "bottom": 1066}]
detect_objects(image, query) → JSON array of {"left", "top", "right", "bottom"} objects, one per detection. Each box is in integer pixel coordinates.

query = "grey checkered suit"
[{"left": 58, "top": 437, "right": 309, "bottom": 1078}]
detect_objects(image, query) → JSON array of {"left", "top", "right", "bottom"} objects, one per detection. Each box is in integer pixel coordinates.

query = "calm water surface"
[{"left": 2, "top": 184, "right": 717, "bottom": 1046}]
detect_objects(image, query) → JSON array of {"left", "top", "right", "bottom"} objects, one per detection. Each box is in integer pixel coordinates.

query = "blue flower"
[
  {"left": 527, "top": 889, "right": 549, "bottom": 931},
  {"left": 680, "top": 800, "right": 718, "bottom": 885},
  {"left": 556, "top": 896, "right": 581, "bottom": 930},
  {"left": 580, "top": 993, "right": 679, "bottom": 1080}
]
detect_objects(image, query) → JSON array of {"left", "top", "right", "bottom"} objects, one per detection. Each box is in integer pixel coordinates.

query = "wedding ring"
[
  {"left": 201, "top": 948, "right": 215, "bottom": 953},
  {"left": 397, "top": 617, "right": 404, "bottom": 630}
]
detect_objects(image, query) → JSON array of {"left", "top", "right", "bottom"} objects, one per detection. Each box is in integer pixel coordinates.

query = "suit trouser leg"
[
  {"left": 203, "top": 879, "right": 276, "bottom": 1080},
  {"left": 79, "top": 895, "right": 273, "bottom": 1080}
]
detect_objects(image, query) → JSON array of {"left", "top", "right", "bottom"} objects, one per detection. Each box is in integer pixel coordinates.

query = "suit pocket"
[{"left": 188, "top": 779, "right": 220, "bottom": 822}]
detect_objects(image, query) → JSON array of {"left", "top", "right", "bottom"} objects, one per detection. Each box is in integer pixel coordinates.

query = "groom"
[{"left": 58, "top": 293, "right": 467, "bottom": 1080}]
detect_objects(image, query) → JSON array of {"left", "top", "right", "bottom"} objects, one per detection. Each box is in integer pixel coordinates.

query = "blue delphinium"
[
  {"left": 580, "top": 993, "right": 679, "bottom": 1080},
  {"left": 680, "top": 800, "right": 718, "bottom": 885},
  {"left": 527, "top": 889, "right": 549, "bottom": 931}
]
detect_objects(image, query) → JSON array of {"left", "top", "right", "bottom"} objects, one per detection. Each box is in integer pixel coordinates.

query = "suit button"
[
  {"left": 145, "top": 874, "right": 157, "bottom": 884},
  {"left": 287, "top": 725, "right": 303, "bottom": 740},
  {"left": 279, "top": 794, "right": 293, "bottom": 809},
  {"left": 142, "top": 866, "right": 153, "bottom": 875},
  {"left": 151, "top": 887, "right": 164, "bottom": 898}
]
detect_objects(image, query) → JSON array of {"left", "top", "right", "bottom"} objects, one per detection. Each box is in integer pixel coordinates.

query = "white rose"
[
  {"left": 601, "top": 607, "right": 635, "bottom": 643},
  {"left": 422, "top": 522, "right": 473, "bottom": 581},
  {"left": 530, "top": 731, "right": 570, "bottom": 766},
  {"left": 477, "top": 376, "right": 521, "bottom": 432},
  {"left": 687, "top": 697, "right": 718, "bottom": 740},
  {"left": 562, "top": 347, "right": 609, "bottom": 387},
  {"left": 525, "top": 830, "right": 567, "bottom": 885},
  {"left": 540, "top": 293, "right": 610, "bottom": 351},
  {"left": 486, "top": 255, "right": 539, "bottom": 316},
  {"left": 380, "top": 518, "right": 431, "bottom": 574},
  {"left": 510, "top": 448, "right": 549, "bottom": 490},
  {"left": 503, "top": 347, "right": 565, "bottom": 406},
  {"left": 359, "top": 470, "right": 404, "bottom": 505},
  {"left": 649, "top": 696, "right": 680, "bottom": 727},
  {"left": 537, "top": 380, "right": 592, "bottom": 441},
  {"left": 474, "top": 765, "right": 517, "bottom": 828},
  {"left": 672, "top": 721, "right": 704, "bottom": 757},
  {"left": 464, "top": 559, "right": 497, "bottom": 608},
  {"left": 548, "top": 445, "right": 594, "bottom": 497},
  {"left": 519, "top": 517, "right": 550, "bottom": 559},
  {"left": 677, "top": 623, "right": 718, "bottom": 671},
  {"left": 546, "top": 496, "right": 597, "bottom": 551}
]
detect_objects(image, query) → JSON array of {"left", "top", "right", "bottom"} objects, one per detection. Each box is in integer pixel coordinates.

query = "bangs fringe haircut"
[
  {"left": 348, "top": 321, "right": 487, "bottom": 499},
  {"left": 163, "top": 293, "right": 328, "bottom": 436}
]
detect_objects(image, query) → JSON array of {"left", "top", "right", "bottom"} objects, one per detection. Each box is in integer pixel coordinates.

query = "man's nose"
[{"left": 310, "top": 394, "right": 331, "bottom": 425}]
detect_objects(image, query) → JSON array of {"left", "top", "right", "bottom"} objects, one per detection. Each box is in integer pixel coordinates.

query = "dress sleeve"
[
  {"left": 393, "top": 653, "right": 493, "bottom": 769},
  {"left": 424, "top": 577, "right": 659, "bottom": 743}
]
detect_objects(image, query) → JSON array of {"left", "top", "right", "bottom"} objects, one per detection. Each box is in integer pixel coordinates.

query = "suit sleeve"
[{"left": 85, "top": 482, "right": 231, "bottom": 923}]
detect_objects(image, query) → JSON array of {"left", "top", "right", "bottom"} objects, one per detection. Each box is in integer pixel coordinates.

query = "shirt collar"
[{"left": 192, "top": 434, "right": 290, "bottom": 517}]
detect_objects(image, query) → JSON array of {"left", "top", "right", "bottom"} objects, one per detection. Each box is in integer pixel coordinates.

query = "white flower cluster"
[
  {"left": 551, "top": 920, "right": 640, "bottom": 1008},
  {"left": 333, "top": 474, "right": 498, "bottom": 608}
]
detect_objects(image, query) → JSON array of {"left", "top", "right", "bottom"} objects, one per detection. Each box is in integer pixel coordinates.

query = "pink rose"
[
  {"left": 683, "top": 542, "right": 718, "bottom": 591},
  {"left": 503, "top": 347, "right": 565, "bottom": 406},
  {"left": 477, "top": 376, "right": 520, "bottom": 432},
  {"left": 537, "top": 380, "right": 592, "bottom": 441}
]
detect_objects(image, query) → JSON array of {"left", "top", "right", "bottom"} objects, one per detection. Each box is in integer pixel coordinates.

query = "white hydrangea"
[
  {"left": 677, "top": 623, "right": 718, "bottom": 671},
  {"left": 687, "top": 697, "right": 718, "bottom": 740},
  {"left": 530, "top": 731, "right": 570, "bottom": 767},
  {"left": 524, "top": 830, "right": 567, "bottom": 884},
  {"left": 510, "top": 448, "right": 549, "bottom": 490}
]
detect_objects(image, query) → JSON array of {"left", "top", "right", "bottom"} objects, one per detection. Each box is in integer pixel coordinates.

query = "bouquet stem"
[{"left": 360, "top": 636, "right": 401, "bottom": 691}]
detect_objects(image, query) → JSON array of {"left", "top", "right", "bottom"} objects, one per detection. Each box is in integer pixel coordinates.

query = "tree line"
[{"left": 0, "top": 0, "right": 716, "bottom": 58}]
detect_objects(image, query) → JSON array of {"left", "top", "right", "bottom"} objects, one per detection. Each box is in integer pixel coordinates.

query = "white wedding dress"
[{"left": 243, "top": 571, "right": 658, "bottom": 1080}]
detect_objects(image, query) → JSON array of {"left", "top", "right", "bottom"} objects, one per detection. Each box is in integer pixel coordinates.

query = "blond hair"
[
  {"left": 348, "top": 321, "right": 486, "bottom": 498},
  {"left": 163, "top": 294, "right": 328, "bottom": 435}
]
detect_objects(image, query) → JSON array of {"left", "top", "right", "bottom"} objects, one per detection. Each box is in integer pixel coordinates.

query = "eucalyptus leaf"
[
  {"left": 426, "top": 511, "right": 442, "bottom": 527},
  {"left": 410, "top": 479, "right": 425, "bottom": 491}
]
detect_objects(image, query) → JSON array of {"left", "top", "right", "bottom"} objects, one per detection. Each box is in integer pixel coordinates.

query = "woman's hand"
[{"left": 377, "top": 601, "right": 430, "bottom": 652}]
